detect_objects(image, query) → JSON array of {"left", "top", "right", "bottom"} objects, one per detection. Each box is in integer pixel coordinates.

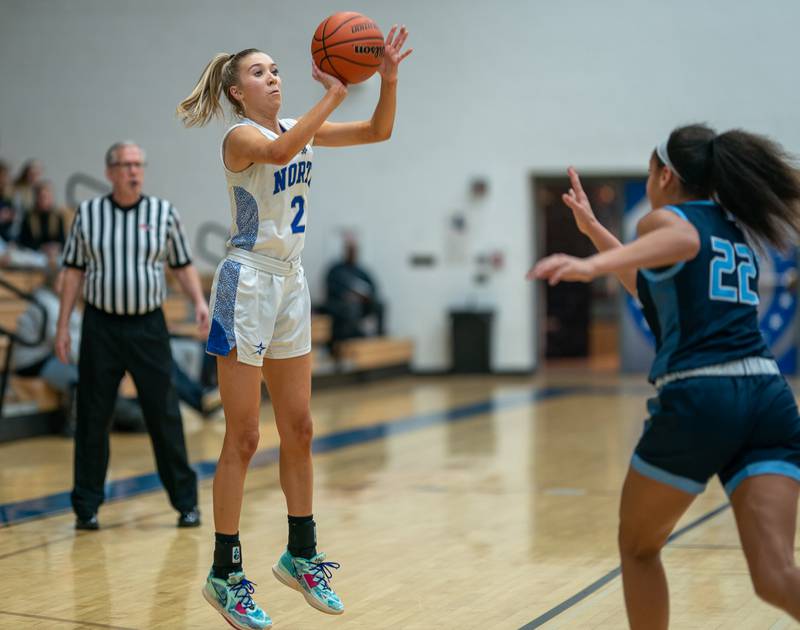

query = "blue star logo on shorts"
[{"left": 255, "top": 342, "right": 266, "bottom": 356}]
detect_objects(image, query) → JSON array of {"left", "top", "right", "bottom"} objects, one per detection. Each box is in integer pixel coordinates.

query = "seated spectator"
[
  {"left": 324, "top": 236, "right": 385, "bottom": 346},
  {"left": 13, "top": 269, "right": 81, "bottom": 435},
  {"left": 0, "top": 238, "right": 50, "bottom": 269},
  {"left": 0, "top": 160, "right": 10, "bottom": 198},
  {"left": 14, "top": 269, "right": 219, "bottom": 435},
  {"left": 0, "top": 161, "right": 18, "bottom": 242},
  {"left": 13, "top": 159, "right": 43, "bottom": 214},
  {"left": 17, "top": 180, "right": 66, "bottom": 256},
  {"left": 172, "top": 355, "right": 222, "bottom": 417}
]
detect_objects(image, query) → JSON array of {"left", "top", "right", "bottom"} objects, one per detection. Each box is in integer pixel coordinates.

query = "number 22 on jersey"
[{"left": 709, "top": 236, "right": 759, "bottom": 305}]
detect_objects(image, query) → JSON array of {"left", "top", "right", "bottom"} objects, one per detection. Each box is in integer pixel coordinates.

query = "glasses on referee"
[{"left": 110, "top": 161, "right": 146, "bottom": 170}]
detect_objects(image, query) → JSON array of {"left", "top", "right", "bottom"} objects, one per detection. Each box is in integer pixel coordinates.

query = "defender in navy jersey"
[
  {"left": 530, "top": 124, "right": 800, "bottom": 628},
  {"left": 178, "top": 30, "right": 412, "bottom": 630},
  {"left": 637, "top": 200, "right": 772, "bottom": 383}
]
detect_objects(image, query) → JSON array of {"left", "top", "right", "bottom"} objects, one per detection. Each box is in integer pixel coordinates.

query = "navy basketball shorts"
[{"left": 632, "top": 374, "right": 800, "bottom": 496}]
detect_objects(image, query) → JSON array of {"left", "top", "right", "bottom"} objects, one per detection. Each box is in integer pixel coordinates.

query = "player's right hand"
[
  {"left": 562, "top": 167, "right": 598, "bottom": 236},
  {"left": 526, "top": 253, "right": 597, "bottom": 285},
  {"left": 55, "top": 326, "right": 71, "bottom": 364},
  {"left": 311, "top": 62, "right": 347, "bottom": 94}
]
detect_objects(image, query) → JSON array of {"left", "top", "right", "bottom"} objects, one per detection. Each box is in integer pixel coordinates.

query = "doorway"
[{"left": 532, "top": 174, "right": 646, "bottom": 370}]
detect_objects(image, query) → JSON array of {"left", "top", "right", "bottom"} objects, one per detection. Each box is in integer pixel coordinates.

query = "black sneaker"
[
  {"left": 177, "top": 507, "right": 201, "bottom": 528},
  {"left": 75, "top": 514, "right": 99, "bottom": 530}
]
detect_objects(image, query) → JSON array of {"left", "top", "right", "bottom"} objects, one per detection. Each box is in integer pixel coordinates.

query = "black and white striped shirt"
[{"left": 62, "top": 195, "right": 192, "bottom": 315}]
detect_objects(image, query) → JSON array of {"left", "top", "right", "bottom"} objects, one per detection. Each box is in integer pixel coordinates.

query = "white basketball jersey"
[{"left": 221, "top": 117, "right": 313, "bottom": 261}]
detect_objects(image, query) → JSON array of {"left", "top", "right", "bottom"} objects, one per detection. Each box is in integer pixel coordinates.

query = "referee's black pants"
[{"left": 71, "top": 305, "right": 198, "bottom": 520}]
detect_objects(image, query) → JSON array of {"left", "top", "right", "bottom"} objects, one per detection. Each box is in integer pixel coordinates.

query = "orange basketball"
[{"left": 311, "top": 12, "right": 384, "bottom": 84}]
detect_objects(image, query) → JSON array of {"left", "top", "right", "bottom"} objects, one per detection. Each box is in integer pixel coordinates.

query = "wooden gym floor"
[{"left": 0, "top": 371, "right": 798, "bottom": 629}]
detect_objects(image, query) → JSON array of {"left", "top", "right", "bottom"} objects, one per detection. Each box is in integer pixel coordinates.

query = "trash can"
[{"left": 450, "top": 310, "right": 494, "bottom": 373}]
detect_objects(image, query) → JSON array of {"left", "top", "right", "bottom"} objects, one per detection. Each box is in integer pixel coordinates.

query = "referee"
[{"left": 55, "top": 141, "right": 209, "bottom": 530}]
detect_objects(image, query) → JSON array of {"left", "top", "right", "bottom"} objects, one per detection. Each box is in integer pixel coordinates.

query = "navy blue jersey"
[{"left": 636, "top": 200, "right": 771, "bottom": 382}]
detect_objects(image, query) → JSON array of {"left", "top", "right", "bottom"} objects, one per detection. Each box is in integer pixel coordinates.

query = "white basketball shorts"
[{"left": 206, "top": 248, "right": 311, "bottom": 366}]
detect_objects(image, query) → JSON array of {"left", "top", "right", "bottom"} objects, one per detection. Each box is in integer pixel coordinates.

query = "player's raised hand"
[
  {"left": 562, "top": 167, "right": 598, "bottom": 236},
  {"left": 378, "top": 25, "right": 413, "bottom": 81},
  {"left": 312, "top": 62, "right": 346, "bottom": 93},
  {"left": 526, "top": 253, "right": 597, "bottom": 285}
]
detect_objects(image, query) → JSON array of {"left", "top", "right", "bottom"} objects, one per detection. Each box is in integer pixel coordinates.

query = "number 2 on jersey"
[
  {"left": 291, "top": 195, "right": 306, "bottom": 234},
  {"left": 709, "top": 236, "right": 758, "bottom": 305}
]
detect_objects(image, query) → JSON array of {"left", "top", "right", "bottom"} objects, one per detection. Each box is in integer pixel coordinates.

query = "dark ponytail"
[{"left": 658, "top": 123, "right": 800, "bottom": 249}]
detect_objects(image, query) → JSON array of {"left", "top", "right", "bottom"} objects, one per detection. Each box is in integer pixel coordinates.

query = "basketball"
[{"left": 311, "top": 12, "right": 384, "bottom": 84}]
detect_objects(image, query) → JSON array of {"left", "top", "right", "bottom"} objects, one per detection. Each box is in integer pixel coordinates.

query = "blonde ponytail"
[
  {"left": 177, "top": 53, "right": 232, "bottom": 127},
  {"left": 178, "top": 49, "right": 263, "bottom": 127}
]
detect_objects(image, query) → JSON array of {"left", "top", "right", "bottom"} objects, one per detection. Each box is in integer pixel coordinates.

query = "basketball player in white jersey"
[{"left": 177, "top": 26, "right": 411, "bottom": 630}]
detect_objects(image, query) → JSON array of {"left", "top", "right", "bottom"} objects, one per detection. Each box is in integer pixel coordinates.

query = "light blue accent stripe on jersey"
[
  {"left": 640, "top": 205, "right": 690, "bottom": 282},
  {"left": 683, "top": 200, "right": 716, "bottom": 206},
  {"left": 649, "top": 277, "right": 681, "bottom": 378},
  {"left": 206, "top": 259, "right": 241, "bottom": 356},
  {"left": 724, "top": 460, "right": 800, "bottom": 497},
  {"left": 231, "top": 186, "right": 259, "bottom": 252},
  {"left": 631, "top": 454, "right": 706, "bottom": 494},
  {"left": 641, "top": 262, "right": 685, "bottom": 282},
  {"left": 663, "top": 205, "right": 689, "bottom": 221}
]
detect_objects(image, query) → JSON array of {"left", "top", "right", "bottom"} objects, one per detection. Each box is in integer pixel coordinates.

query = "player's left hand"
[
  {"left": 195, "top": 299, "right": 210, "bottom": 336},
  {"left": 526, "top": 254, "right": 597, "bottom": 285},
  {"left": 378, "top": 25, "right": 412, "bottom": 81}
]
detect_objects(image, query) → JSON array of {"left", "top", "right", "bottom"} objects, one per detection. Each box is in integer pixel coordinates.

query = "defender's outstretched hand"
[
  {"left": 378, "top": 25, "right": 413, "bottom": 81},
  {"left": 562, "top": 167, "right": 599, "bottom": 235},
  {"left": 526, "top": 253, "right": 597, "bottom": 285}
]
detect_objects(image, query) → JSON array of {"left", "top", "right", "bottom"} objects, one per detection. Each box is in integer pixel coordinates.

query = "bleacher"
[
  {"left": 0, "top": 270, "right": 60, "bottom": 440},
  {"left": 335, "top": 336, "right": 414, "bottom": 372},
  {"left": 310, "top": 312, "right": 413, "bottom": 380},
  {"left": 0, "top": 269, "right": 414, "bottom": 441}
]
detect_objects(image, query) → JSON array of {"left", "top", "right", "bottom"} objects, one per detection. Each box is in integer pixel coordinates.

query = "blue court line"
[
  {"left": 519, "top": 502, "right": 731, "bottom": 628},
  {"left": 2, "top": 384, "right": 633, "bottom": 527}
]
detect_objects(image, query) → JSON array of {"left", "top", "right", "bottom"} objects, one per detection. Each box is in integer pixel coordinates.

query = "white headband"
[{"left": 656, "top": 139, "right": 684, "bottom": 182}]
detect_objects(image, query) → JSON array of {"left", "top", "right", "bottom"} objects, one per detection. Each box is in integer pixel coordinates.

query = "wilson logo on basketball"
[
  {"left": 354, "top": 45, "right": 384, "bottom": 58},
  {"left": 351, "top": 22, "right": 378, "bottom": 33}
]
